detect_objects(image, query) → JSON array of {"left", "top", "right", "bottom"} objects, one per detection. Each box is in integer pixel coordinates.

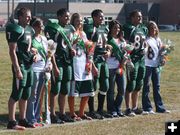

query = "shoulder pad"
[
  {"left": 6, "top": 23, "right": 23, "bottom": 34},
  {"left": 6, "top": 23, "right": 24, "bottom": 42},
  {"left": 123, "top": 23, "right": 134, "bottom": 30},
  {"left": 64, "top": 24, "right": 76, "bottom": 33},
  {"left": 139, "top": 24, "right": 148, "bottom": 34},
  {"left": 46, "top": 21, "right": 60, "bottom": 31},
  {"left": 83, "top": 17, "right": 93, "bottom": 31},
  {"left": 84, "top": 17, "right": 93, "bottom": 25},
  {"left": 83, "top": 23, "right": 94, "bottom": 35},
  {"left": 47, "top": 19, "right": 58, "bottom": 24}
]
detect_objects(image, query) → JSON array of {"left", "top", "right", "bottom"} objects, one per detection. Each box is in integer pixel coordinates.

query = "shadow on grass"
[
  {"left": 0, "top": 114, "right": 23, "bottom": 130},
  {"left": 0, "top": 114, "right": 8, "bottom": 129}
]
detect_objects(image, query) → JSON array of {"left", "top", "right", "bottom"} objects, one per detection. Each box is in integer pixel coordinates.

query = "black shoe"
[
  {"left": 88, "top": 111, "right": 104, "bottom": 120},
  {"left": 18, "top": 119, "right": 35, "bottom": 128},
  {"left": 59, "top": 114, "right": 75, "bottom": 122},
  {"left": 124, "top": 108, "right": 136, "bottom": 117},
  {"left": 132, "top": 108, "right": 143, "bottom": 115},
  {"left": 50, "top": 114, "right": 64, "bottom": 124},
  {"left": 98, "top": 111, "right": 113, "bottom": 118},
  {"left": 157, "top": 110, "right": 170, "bottom": 113},
  {"left": 7, "top": 120, "right": 26, "bottom": 130},
  {"left": 7, "top": 120, "right": 17, "bottom": 129}
]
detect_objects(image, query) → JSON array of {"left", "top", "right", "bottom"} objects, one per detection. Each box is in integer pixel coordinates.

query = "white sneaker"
[
  {"left": 112, "top": 111, "right": 118, "bottom": 117},
  {"left": 148, "top": 110, "right": 156, "bottom": 114},
  {"left": 164, "top": 110, "right": 171, "bottom": 113},
  {"left": 142, "top": 111, "right": 149, "bottom": 115}
]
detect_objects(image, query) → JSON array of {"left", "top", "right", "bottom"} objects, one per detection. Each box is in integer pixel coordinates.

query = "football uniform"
[
  {"left": 84, "top": 23, "right": 109, "bottom": 95},
  {"left": 123, "top": 23, "right": 148, "bottom": 92},
  {"left": 45, "top": 21, "right": 73, "bottom": 95},
  {"left": 6, "top": 23, "right": 34, "bottom": 101}
]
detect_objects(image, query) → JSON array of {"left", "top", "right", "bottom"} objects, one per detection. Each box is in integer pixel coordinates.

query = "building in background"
[{"left": 0, "top": 0, "right": 179, "bottom": 26}]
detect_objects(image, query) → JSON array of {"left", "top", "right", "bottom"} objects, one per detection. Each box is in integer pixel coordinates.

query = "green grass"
[{"left": 0, "top": 32, "right": 180, "bottom": 135}]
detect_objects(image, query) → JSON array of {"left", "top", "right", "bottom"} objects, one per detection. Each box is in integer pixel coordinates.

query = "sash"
[
  {"left": 32, "top": 38, "right": 46, "bottom": 62},
  {"left": 47, "top": 22, "right": 72, "bottom": 50},
  {"left": 108, "top": 38, "right": 124, "bottom": 62}
]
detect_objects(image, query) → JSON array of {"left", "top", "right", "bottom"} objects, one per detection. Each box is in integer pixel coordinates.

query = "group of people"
[{"left": 5, "top": 7, "right": 170, "bottom": 130}]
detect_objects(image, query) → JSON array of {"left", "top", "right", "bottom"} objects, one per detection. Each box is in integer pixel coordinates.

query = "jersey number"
[
  {"left": 134, "top": 35, "right": 146, "bottom": 50},
  {"left": 147, "top": 46, "right": 154, "bottom": 59}
]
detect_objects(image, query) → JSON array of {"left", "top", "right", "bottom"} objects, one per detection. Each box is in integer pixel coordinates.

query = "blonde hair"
[
  {"left": 148, "top": 21, "right": 159, "bottom": 37},
  {"left": 70, "top": 13, "right": 83, "bottom": 31}
]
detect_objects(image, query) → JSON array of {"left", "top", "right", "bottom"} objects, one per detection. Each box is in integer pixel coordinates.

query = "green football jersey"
[
  {"left": 44, "top": 21, "right": 73, "bottom": 66},
  {"left": 84, "top": 21, "right": 109, "bottom": 62},
  {"left": 123, "top": 23, "right": 148, "bottom": 57},
  {"left": 6, "top": 23, "right": 35, "bottom": 65}
]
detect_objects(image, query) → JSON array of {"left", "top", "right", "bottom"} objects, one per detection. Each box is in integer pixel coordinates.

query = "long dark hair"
[{"left": 108, "top": 20, "right": 123, "bottom": 41}]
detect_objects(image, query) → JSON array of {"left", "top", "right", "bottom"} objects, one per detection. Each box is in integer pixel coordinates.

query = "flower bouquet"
[
  {"left": 85, "top": 41, "right": 95, "bottom": 75},
  {"left": 117, "top": 43, "right": 135, "bottom": 80},
  {"left": 159, "top": 39, "right": 174, "bottom": 66},
  {"left": 125, "top": 43, "right": 135, "bottom": 71},
  {"left": 43, "top": 39, "right": 57, "bottom": 124},
  {"left": 114, "top": 42, "right": 134, "bottom": 75}
]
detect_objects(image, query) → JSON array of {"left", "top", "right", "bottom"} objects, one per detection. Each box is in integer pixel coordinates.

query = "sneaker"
[
  {"left": 148, "top": 110, "right": 156, "bottom": 114},
  {"left": 98, "top": 111, "right": 113, "bottom": 118},
  {"left": 44, "top": 119, "right": 51, "bottom": 124},
  {"left": 117, "top": 112, "right": 126, "bottom": 117},
  {"left": 164, "top": 110, "right": 171, "bottom": 113},
  {"left": 50, "top": 114, "right": 64, "bottom": 124},
  {"left": 18, "top": 119, "right": 35, "bottom": 128},
  {"left": 132, "top": 108, "right": 143, "bottom": 115},
  {"left": 59, "top": 114, "right": 75, "bottom": 122},
  {"left": 7, "top": 120, "right": 26, "bottom": 130},
  {"left": 88, "top": 111, "right": 104, "bottom": 120},
  {"left": 79, "top": 114, "right": 92, "bottom": 120},
  {"left": 111, "top": 111, "right": 119, "bottom": 118},
  {"left": 124, "top": 108, "right": 136, "bottom": 117},
  {"left": 157, "top": 110, "right": 170, "bottom": 114},
  {"left": 142, "top": 111, "right": 149, "bottom": 115}
]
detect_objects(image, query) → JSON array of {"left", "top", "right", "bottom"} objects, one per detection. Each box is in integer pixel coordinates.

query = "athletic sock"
[
  {"left": 97, "top": 93, "right": 105, "bottom": 112},
  {"left": 88, "top": 96, "right": 94, "bottom": 112}
]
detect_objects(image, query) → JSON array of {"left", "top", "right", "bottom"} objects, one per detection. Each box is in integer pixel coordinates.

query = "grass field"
[{"left": 0, "top": 32, "right": 180, "bottom": 135}]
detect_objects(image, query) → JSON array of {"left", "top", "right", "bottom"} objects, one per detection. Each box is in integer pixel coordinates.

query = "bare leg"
[
  {"left": 8, "top": 97, "right": 17, "bottom": 121},
  {"left": 59, "top": 94, "right": 66, "bottom": 114},
  {"left": 79, "top": 97, "right": 92, "bottom": 120},
  {"left": 68, "top": 96, "right": 76, "bottom": 116},
  {"left": 19, "top": 99, "right": 27, "bottom": 120},
  {"left": 132, "top": 91, "right": 139, "bottom": 109},
  {"left": 79, "top": 96, "right": 89, "bottom": 117},
  {"left": 50, "top": 93, "right": 57, "bottom": 115},
  {"left": 8, "top": 97, "right": 26, "bottom": 130},
  {"left": 125, "top": 91, "right": 131, "bottom": 109}
]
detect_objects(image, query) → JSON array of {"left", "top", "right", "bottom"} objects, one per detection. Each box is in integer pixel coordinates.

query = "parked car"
[{"left": 158, "top": 25, "right": 176, "bottom": 32}]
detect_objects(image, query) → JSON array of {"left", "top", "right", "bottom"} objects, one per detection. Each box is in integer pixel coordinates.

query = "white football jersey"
[
  {"left": 73, "top": 31, "right": 93, "bottom": 81},
  {"left": 145, "top": 36, "right": 162, "bottom": 67}
]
